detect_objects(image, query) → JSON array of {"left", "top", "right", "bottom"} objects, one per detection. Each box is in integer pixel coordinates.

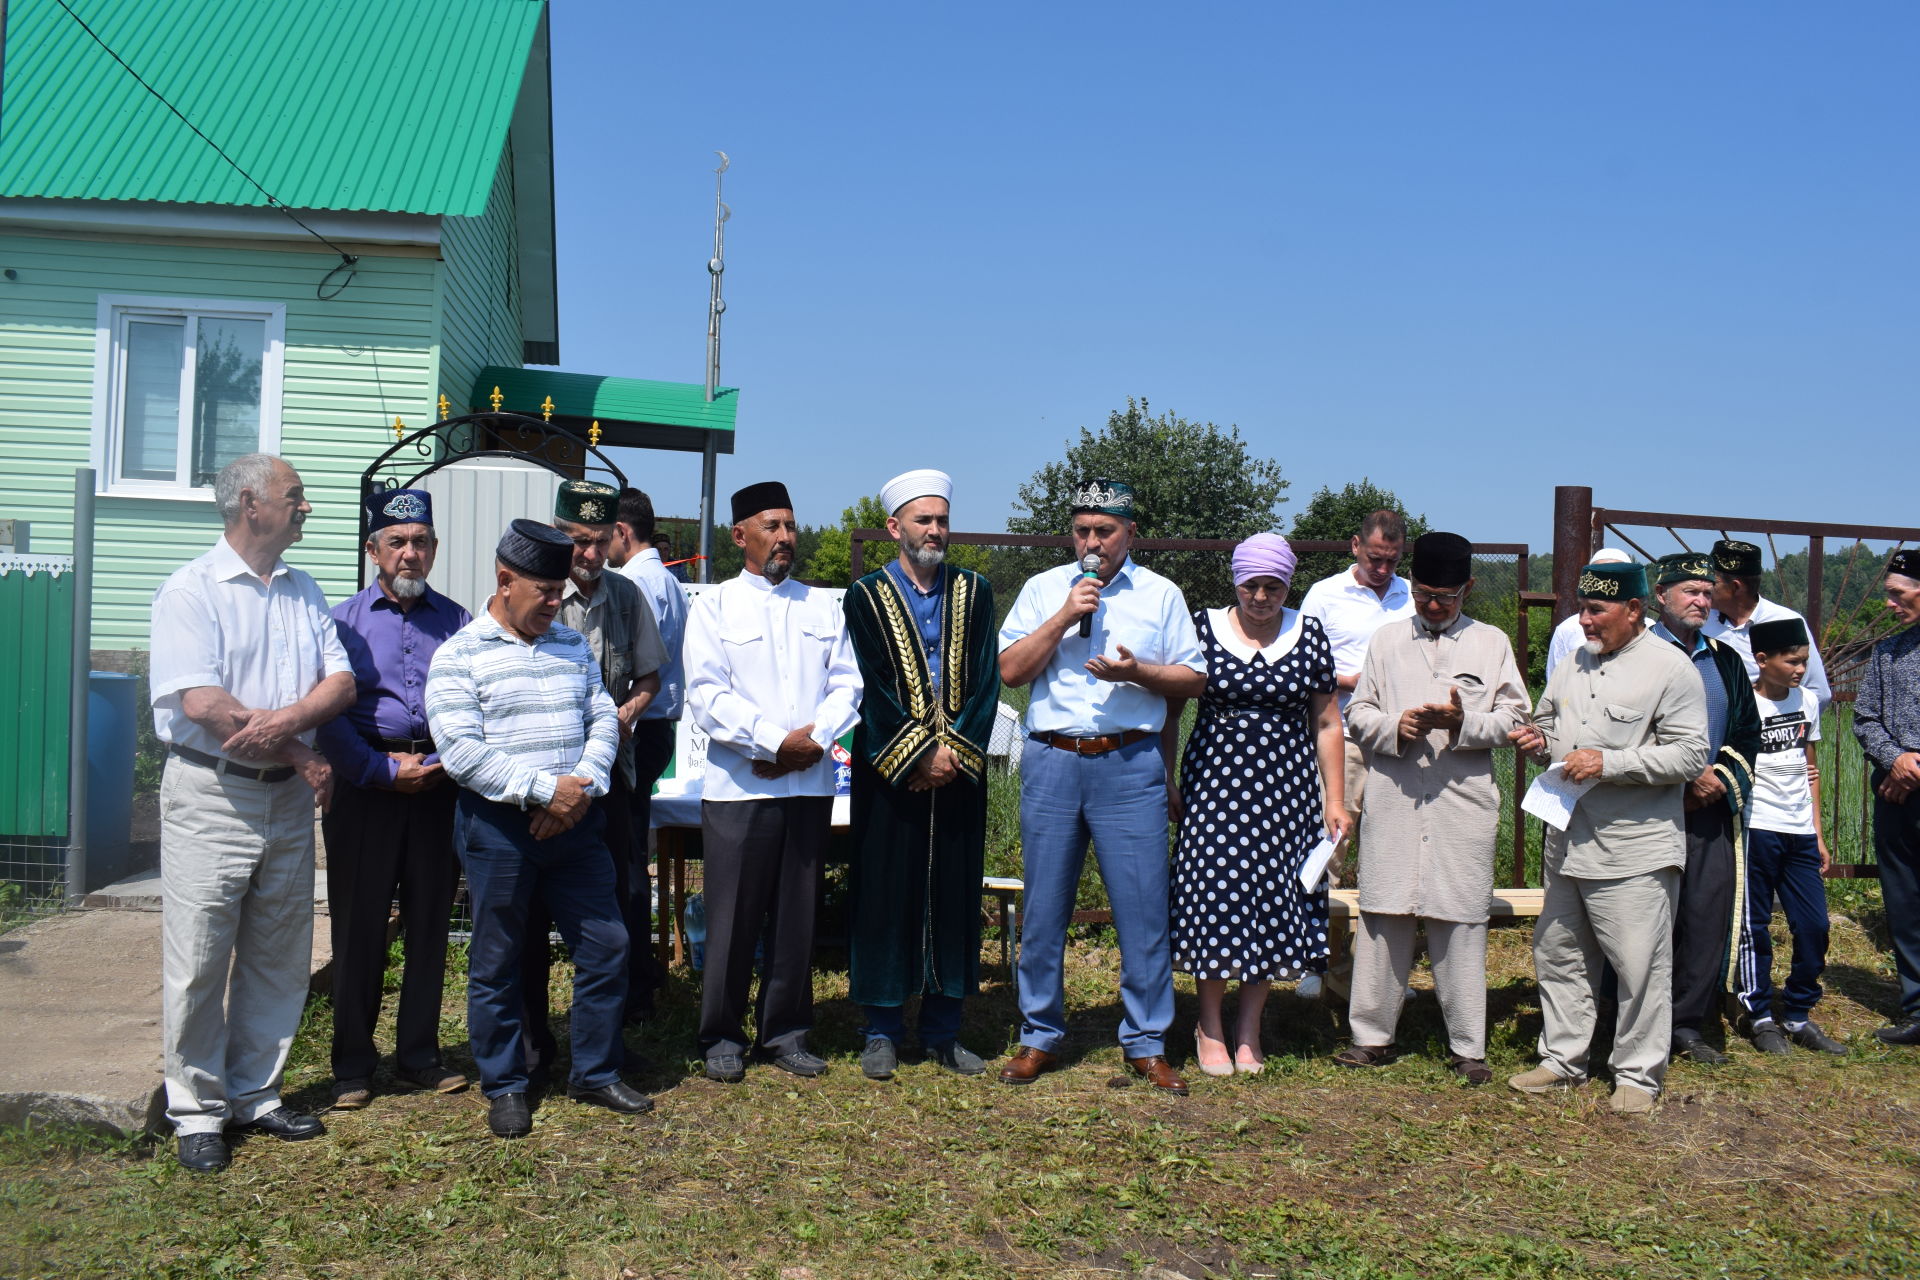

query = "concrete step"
[{"left": 0, "top": 871, "right": 334, "bottom": 1138}]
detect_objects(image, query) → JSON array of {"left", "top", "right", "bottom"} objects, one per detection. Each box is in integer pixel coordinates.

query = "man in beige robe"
[{"left": 1339, "top": 533, "right": 1529, "bottom": 1084}]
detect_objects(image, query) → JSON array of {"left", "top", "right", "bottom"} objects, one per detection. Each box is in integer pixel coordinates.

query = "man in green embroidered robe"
[{"left": 845, "top": 469, "right": 1001, "bottom": 1080}]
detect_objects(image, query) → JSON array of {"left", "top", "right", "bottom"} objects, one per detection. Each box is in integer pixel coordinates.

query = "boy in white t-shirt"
[{"left": 1733, "top": 617, "right": 1848, "bottom": 1055}]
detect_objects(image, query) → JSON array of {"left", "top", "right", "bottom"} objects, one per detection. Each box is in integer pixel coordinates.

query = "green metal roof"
[
  {"left": 474, "top": 367, "right": 738, "bottom": 455},
  {"left": 0, "top": 0, "right": 545, "bottom": 216}
]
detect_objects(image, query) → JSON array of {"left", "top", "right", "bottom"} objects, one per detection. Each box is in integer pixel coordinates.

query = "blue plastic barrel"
[{"left": 86, "top": 672, "right": 139, "bottom": 890}]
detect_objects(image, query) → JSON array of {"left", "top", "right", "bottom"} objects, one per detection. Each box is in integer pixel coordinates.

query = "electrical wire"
[{"left": 50, "top": 0, "right": 360, "bottom": 291}]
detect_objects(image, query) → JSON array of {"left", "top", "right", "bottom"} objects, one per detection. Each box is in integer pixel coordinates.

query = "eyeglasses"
[{"left": 1411, "top": 586, "right": 1468, "bottom": 605}]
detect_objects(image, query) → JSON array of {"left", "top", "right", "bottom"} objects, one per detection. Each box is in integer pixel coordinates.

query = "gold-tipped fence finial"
[
  {"left": 489, "top": 385, "right": 504, "bottom": 413},
  {"left": 540, "top": 395, "right": 555, "bottom": 423},
  {"left": 589, "top": 419, "right": 602, "bottom": 448},
  {"left": 392, "top": 415, "right": 405, "bottom": 441},
  {"left": 437, "top": 393, "right": 450, "bottom": 421}
]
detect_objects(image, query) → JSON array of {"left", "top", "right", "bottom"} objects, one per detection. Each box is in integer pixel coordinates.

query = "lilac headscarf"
[{"left": 1232, "top": 532, "right": 1297, "bottom": 587}]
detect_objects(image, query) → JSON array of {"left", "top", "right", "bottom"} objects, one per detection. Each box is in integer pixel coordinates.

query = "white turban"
[
  {"left": 880, "top": 468, "right": 953, "bottom": 516},
  {"left": 1592, "top": 547, "right": 1631, "bottom": 564}
]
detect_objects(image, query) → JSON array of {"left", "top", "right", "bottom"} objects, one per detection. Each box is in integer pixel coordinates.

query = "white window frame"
[{"left": 89, "top": 294, "right": 286, "bottom": 500}]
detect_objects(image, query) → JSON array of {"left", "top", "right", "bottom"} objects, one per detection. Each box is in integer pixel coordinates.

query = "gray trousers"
[
  {"left": 1348, "top": 912, "right": 1488, "bottom": 1059},
  {"left": 1533, "top": 865, "right": 1681, "bottom": 1096},
  {"left": 160, "top": 756, "right": 316, "bottom": 1134}
]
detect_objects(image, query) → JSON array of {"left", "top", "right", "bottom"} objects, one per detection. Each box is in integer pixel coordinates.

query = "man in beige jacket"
[
  {"left": 1338, "top": 533, "right": 1530, "bottom": 1085},
  {"left": 1508, "top": 561, "right": 1708, "bottom": 1114}
]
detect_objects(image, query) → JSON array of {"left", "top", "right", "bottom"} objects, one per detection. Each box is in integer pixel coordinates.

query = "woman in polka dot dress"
[{"left": 1162, "top": 533, "right": 1349, "bottom": 1076}]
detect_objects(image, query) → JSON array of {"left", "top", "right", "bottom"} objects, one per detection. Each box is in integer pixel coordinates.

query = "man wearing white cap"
[{"left": 844, "top": 470, "right": 1003, "bottom": 1079}]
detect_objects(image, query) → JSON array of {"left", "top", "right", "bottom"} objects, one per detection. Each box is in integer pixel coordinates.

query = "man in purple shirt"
[{"left": 316, "top": 488, "right": 472, "bottom": 1110}]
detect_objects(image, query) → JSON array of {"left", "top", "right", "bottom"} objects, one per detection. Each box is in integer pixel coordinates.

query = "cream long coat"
[{"left": 1345, "top": 613, "right": 1531, "bottom": 923}]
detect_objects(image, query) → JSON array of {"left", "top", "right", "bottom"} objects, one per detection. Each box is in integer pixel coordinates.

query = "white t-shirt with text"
[{"left": 1750, "top": 685, "right": 1820, "bottom": 836}]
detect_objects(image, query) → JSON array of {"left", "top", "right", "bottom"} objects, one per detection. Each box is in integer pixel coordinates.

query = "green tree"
[
  {"left": 1286, "top": 479, "right": 1429, "bottom": 608},
  {"left": 1006, "top": 397, "right": 1288, "bottom": 605}
]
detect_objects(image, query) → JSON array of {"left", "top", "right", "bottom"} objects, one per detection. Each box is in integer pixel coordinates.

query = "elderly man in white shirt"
[
  {"left": 1702, "top": 538, "right": 1833, "bottom": 713},
  {"left": 1299, "top": 510, "right": 1415, "bottom": 849},
  {"left": 149, "top": 454, "right": 355, "bottom": 1174},
  {"left": 684, "top": 481, "right": 862, "bottom": 1083}
]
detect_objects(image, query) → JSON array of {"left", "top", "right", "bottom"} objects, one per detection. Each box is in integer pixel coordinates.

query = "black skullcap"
[
  {"left": 1889, "top": 549, "right": 1920, "bottom": 581},
  {"left": 1712, "top": 539, "right": 1762, "bottom": 577},
  {"left": 1410, "top": 532, "right": 1472, "bottom": 589},
  {"left": 496, "top": 518, "right": 574, "bottom": 582},
  {"left": 731, "top": 481, "right": 793, "bottom": 525},
  {"left": 365, "top": 487, "right": 432, "bottom": 533},
  {"left": 1653, "top": 552, "right": 1714, "bottom": 588},
  {"left": 1750, "top": 617, "right": 1809, "bottom": 655}
]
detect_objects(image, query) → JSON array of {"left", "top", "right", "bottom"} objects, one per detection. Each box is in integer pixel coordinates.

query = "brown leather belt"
[
  {"left": 169, "top": 744, "right": 296, "bottom": 783},
  {"left": 1030, "top": 730, "right": 1153, "bottom": 756}
]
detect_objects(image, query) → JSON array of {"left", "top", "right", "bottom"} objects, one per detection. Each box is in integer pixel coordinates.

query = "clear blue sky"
[{"left": 550, "top": 2, "right": 1916, "bottom": 554}]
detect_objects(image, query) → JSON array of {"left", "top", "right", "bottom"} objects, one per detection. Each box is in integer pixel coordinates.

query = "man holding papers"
[
  {"left": 1508, "top": 561, "right": 1708, "bottom": 1114},
  {"left": 1339, "top": 533, "right": 1530, "bottom": 1085}
]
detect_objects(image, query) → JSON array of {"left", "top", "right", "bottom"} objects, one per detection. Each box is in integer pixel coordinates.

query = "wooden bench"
[{"left": 1325, "top": 886, "right": 1547, "bottom": 952}]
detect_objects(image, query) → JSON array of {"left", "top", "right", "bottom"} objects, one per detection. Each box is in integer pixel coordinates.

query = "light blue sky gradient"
[{"left": 550, "top": 2, "right": 1915, "bottom": 554}]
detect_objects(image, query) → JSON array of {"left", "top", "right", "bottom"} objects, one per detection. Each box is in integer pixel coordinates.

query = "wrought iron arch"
[{"left": 357, "top": 411, "right": 628, "bottom": 590}]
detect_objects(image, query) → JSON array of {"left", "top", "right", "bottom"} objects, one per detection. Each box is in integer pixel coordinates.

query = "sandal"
[
  {"left": 1332, "top": 1044, "right": 1394, "bottom": 1069},
  {"left": 1448, "top": 1055, "right": 1494, "bottom": 1086}
]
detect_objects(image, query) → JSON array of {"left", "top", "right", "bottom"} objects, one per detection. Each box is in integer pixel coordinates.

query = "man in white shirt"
[
  {"left": 149, "top": 454, "right": 355, "bottom": 1173},
  {"left": 1298, "top": 510, "right": 1415, "bottom": 846},
  {"left": 995, "top": 478, "right": 1206, "bottom": 1093},
  {"left": 1702, "top": 539, "right": 1832, "bottom": 713},
  {"left": 683, "top": 482, "right": 862, "bottom": 1083}
]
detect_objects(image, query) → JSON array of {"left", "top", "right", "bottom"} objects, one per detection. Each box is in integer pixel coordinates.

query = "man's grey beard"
[
  {"left": 906, "top": 541, "right": 946, "bottom": 570},
  {"left": 762, "top": 558, "right": 792, "bottom": 583},
  {"left": 1582, "top": 638, "right": 1604, "bottom": 655},
  {"left": 572, "top": 564, "right": 602, "bottom": 585},
  {"left": 388, "top": 573, "right": 426, "bottom": 600}
]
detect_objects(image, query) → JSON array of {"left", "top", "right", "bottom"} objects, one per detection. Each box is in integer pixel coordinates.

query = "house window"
[{"left": 92, "top": 296, "right": 285, "bottom": 497}]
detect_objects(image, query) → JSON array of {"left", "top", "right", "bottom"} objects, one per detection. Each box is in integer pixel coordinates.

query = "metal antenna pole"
[{"left": 697, "top": 151, "right": 730, "bottom": 583}]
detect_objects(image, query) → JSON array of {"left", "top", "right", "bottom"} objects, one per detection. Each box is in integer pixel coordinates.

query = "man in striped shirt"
[{"left": 425, "top": 519, "right": 650, "bottom": 1139}]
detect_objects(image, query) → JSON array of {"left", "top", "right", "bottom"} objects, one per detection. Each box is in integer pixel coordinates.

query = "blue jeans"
[
  {"left": 863, "top": 994, "right": 964, "bottom": 1047},
  {"left": 456, "top": 793, "right": 628, "bottom": 1097},
  {"left": 1015, "top": 737, "right": 1174, "bottom": 1057},
  {"left": 1734, "top": 828, "right": 1831, "bottom": 1023}
]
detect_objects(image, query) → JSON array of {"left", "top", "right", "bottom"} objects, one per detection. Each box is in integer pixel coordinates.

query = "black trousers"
[
  {"left": 1671, "top": 801, "right": 1737, "bottom": 1034},
  {"left": 321, "top": 775, "right": 459, "bottom": 1081},
  {"left": 698, "top": 795, "right": 832, "bottom": 1059},
  {"left": 521, "top": 772, "right": 634, "bottom": 1071},
  {"left": 1873, "top": 772, "right": 1920, "bottom": 1021},
  {"left": 623, "top": 720, "right": 676, "bottom": 1016}
]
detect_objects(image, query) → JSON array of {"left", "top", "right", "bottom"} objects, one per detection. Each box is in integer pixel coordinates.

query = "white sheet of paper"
[
  {"left": 1522, "top": 763, "right": 1600, "bottom": 832},
  {"left": 1298, "top": 834, "right": 1342, "bottom": 892}
]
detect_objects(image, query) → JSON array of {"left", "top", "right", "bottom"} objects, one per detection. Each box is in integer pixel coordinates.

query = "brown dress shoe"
[
  {"left": 1125, "top": 1055, "right": 1190, "bottom": 1095},
  {"left": 997, "top": 1046, "right": 1059, "bottom": 1086}
]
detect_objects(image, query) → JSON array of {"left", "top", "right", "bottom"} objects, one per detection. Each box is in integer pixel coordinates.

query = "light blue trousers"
[{"left": 1015, "top": 737, "right": 1174, "bottom": 1058}]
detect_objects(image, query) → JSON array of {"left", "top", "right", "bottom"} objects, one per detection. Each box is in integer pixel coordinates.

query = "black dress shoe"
[
  {"left": 177, "top": 1132, "right": 230, "bottom": 1172},
  {"left": 1874, "top": 1019, "right": 1920, "bottom": 1046},
  {"left": 1788, "top": 1020, "right": 1848, "bottom": 1055},
  {"left": 1670, "top": 1030, "right": 1728, "bottom": 1066},
  {"left": 567, "top": 1081, "right": 655, "bottom": 1114},
  {"left": 229, "top": 1108, "right": 326, "bottom": 1141},
  {"left": 706, "top": 1053, "right": 746, "bottom": 1083},
  {"left": 488, "top": 1092, "right": 533, "bottom": 1139},
  {"left": 768, "top": 1049, "right": 830, "bottom": 1078}
]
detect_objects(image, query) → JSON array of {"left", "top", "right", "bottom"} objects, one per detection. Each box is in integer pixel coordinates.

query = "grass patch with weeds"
[{"left": 3, "top": 897, "right": 1919, "bottom": 1278}]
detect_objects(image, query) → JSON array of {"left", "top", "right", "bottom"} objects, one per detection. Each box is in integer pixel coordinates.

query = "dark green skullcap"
[
  {"left": 1576, "top": 561, "right": 1648, "bottom": 601},
  {"left": 555, "top": 480, "right": 619, "bottom": 526},
  {"left": 1069, "top": 478, "right": 1136, "bottom": 519},
  {"left": 1750, "top": 617, "right": 1809, "bottom": 654},
  {"left": 1653, "top": 552, "right": 1714, "bottom": 588},
  {"left": 1712, "top": 539, "right": 1762, "bottom": 577}
]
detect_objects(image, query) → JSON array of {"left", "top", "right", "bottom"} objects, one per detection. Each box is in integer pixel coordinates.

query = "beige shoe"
[
  {"left": 1608, "top": 1084, "right": 1656, "bottom": 1115},
  {"left": 1507, "top": 1065, "right": 1578, "bottom": 1094}
]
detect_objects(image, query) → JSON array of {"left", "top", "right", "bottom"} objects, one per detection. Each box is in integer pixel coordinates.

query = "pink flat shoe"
[
  {"left": 1193, "top": 1024, "right": 1234, "bottom": 1077},
  {"left": 1232, "top": 1042, "right": 1264, "bottom": 1074}
]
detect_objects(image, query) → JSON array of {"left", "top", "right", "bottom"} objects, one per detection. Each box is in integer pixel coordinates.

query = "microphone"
[{"left": 1077, "top": 553, "right": 1101, "bottom": 638}]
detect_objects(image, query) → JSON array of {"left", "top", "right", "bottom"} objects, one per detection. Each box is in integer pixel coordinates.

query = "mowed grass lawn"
[{"left": 4, "top": 891, "right": 1920, "bottom": 1280}]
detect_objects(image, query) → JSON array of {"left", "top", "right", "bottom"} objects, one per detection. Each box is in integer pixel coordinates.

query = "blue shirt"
[
  {"left": 616, "top": 547, "right": 688, "bottom": 720},
  {"left": 1654, "top": 622, "right": 1729, "bottom": 758},
  {"left": 316, "top": 582, "right": 471, "bottom": 789},
  {"left": 885, "top": 559, "right": 946, "bottom": 695},
  {"left": 997, "top": 557, "right": 1205, "bottom": 736}
]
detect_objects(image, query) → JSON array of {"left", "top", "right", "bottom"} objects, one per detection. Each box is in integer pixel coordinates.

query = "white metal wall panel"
[{"left": 418, "top": 459, "right": 563, "bottom": 616}]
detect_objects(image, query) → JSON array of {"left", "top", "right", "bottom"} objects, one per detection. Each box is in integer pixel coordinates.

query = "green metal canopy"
[{"left": 472, "top": 367, "right": 737, "bottom": 454}]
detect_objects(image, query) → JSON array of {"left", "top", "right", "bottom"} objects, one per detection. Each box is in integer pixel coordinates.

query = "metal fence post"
[
  {"left": 1551, "top": 486, "right": 1593, "bottom": 625},
  {"left": 66, "top": 467, "right": 94, "bottom": 904}
]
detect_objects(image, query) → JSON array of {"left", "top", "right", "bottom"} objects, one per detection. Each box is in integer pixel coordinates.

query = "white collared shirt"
[
  {"left": 1298, "top": 567, "right": 1414, "bottom": 712},
  {"left": 683, "top": 570, "right": 863, "bottom": 801},
  {"left": 148, "top": 535, "right": 350, "bottom": 759},
  {"left": 997, "top": 557, "right": 1205, "bottom": 736},
  {"left": 616, "top": 547, "right": 689, "bottom": 721},
  {"left": 1704, "top": 596, "right": 1832, "bottom": 713}
]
